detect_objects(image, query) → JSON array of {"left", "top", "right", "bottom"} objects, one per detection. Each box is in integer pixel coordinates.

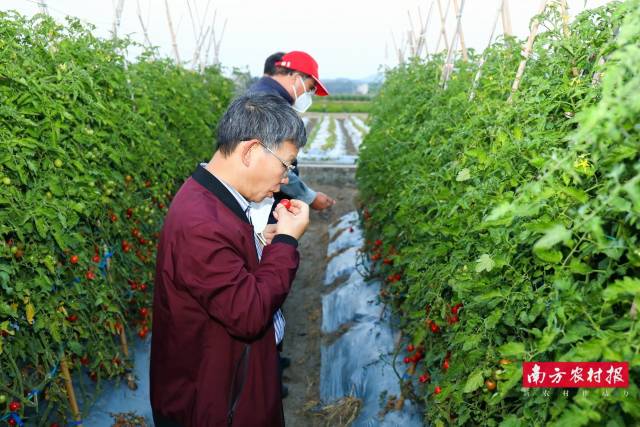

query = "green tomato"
[
  {"left": 2, "top": 177, "right": 10, "bottom": 185},
  {"left": 46, "top": 192, "right": 53, "bottom": 199},
  {"left": 54, "top": 159, "right": 63, "bottom": 168},
  {"left": 10, "top": 246, "right": 18, "bottom": 254},
  {"left": 0, "top": 394, "right": 6, "bottom": 403}
]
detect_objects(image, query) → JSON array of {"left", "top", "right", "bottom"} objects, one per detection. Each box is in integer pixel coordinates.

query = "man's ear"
[{"left": 240, "top": 139, "right": 260, "bottom": 167}]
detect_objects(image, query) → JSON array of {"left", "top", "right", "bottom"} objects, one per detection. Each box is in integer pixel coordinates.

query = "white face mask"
[{"left": 292, "top": 76, "right": 313, "bottom": 113}]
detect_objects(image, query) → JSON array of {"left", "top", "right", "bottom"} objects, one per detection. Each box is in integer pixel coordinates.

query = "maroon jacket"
[{"left": 150, "top": 165, "right": 299, "bottom": 426}]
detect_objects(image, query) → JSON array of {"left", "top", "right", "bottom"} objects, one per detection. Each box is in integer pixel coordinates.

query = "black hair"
[
  {"left": 216, "top": 94, "right": 307, "bottom": 156},
  {"left": 264, "top": 52, "right": 286, "bottom": 75}
]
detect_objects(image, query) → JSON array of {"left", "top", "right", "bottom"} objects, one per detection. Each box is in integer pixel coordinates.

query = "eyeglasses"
[{"left": 257, "top": 141, "right": 296, "bottom": 178}]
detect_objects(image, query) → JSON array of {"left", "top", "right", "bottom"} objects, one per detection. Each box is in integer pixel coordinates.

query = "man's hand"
[
  {"left": 273, "top": 200, "right": 309, "bottom": 240},
  {"left": 310, "top": 192, "right": 335, "bottom": 211},
  {"left": 263, "top": 224, "right": 277, "bottom": 244}
]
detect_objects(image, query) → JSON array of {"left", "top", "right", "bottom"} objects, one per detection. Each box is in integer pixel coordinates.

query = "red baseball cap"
[{"left": 275, "top": 51, "right": 329, "bottom": 96}]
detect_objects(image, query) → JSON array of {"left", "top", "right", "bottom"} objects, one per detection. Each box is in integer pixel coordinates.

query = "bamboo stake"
[
  {"left": 164, "top": 0, "right": 181, "bottom": 64},
  {"left": 501, "top": 0, "right": 513, "bottom": 36},
  {"left": 112, "top": 0, "right": 126, "bottom": 39},
  {"left": 136, "top": 0, "right": 153, "bottom": 49},
  {"left": 442, "top": 0, "right": 466, "bottom": 85},
  {"left": 212, "top": 16, "right": 227, "bottom": 66},
  {"left": 507, "top": 0, "right": 549, "bottom": 103},
  {"left": 469, "top": 3, "right": 502, "bottom": 101},
  {"left": 434, "top": 0, "right": 451, "bottom": 54},
  {"left": 416, "top": 2, "right": 435, "bottom": 58},
  {"left": 37, "top": 0, "right": 49, "bottom": 15},
  {"left": 60, "top": 358, "right": 82, "bottom": 427},
  {"left": 452, "top": 0, "right": 468, "bottom": 61},
  {"left": 559, "top": 0, "right": 580, "bottom": 77},
  {"left": 119, "top": 326, "right": 130, "bottom": 358}
]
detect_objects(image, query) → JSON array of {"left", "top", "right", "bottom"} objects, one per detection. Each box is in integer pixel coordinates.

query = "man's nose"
[{"left": 281, "top": 175, "right": 289, "bottom": 185}]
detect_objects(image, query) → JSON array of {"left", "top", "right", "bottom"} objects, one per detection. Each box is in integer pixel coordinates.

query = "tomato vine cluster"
[
  {"left": 358, "top": 2, "right": 639, "bottom": 425},
  {"left": 0, "top": 12, "right": 232, "bottom": 424}
]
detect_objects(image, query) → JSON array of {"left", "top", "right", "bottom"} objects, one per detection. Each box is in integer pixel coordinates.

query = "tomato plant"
[
  {"left": 0, "top": 11, "right": 232, "bottom": 424},
  {"left": 358, "top": 2, "right": 639, "bottom": 425}
]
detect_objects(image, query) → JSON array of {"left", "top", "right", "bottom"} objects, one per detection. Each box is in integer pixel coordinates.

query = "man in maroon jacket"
[{"left": 150, "top": 93, "right": 310, "bottom": 427}]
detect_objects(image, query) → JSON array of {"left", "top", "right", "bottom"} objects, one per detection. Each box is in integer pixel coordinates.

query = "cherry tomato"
[
  {"left": 419, "top": 373, "right": 430, "bottom": 383},
  {"left": 110, "top": 214, "right": 118, "bottom": 222},
  {"left": 70, "top": 255, "right": 79, "bottom": 264},
  {"left": 485, "top": 379, "right": 497, "bottom": 391},
  {"left": 407, "top": 344, "right": 415, "bottom": 352},
  {"left": 85, "top": 271, "right": 95, "bottom": 280},
  {"left": 451, "top": 303, "right": 463, "bottom": 314},
  {"left": 374, "top": 239, "right": 382, "bottom": 246},
  {"left": 403, "top": 357, "right": 411, "bottom": 364},
  {"left": 434, "top": 386, "right": 442, "bottom": 395},
  {"left": 139, "top": 307, "right": 149, "bottom": 318},
  {"left": 442, "top": 359, "right": 450, "bottom": 370},
  {"left": 92, "top": 255, "right": 101, "bottom": 263},
  {"left": 9, "top": 401, "right": 21, "bottom": 412},
  {"left": 279, "top": 199, "right": 291, "bottom": 210},
  {"left": 67, "top": 314, "right": 78, "bottom": 322}
]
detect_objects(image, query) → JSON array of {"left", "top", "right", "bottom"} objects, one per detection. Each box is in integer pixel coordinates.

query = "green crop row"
[
  {"left": 357, "top": 1, "right": 639, "bottom": 425},
  {"left": 0, "top": 12, "right": 232, "bottom": 424}
]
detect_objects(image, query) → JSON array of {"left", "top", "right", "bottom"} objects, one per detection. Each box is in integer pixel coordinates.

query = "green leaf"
[
  {"left": 463, "top": 369, "right": 485, "bottom": 393},
  {"left": 534, "top": 224, "right": 572, "bottom": 250},
  {"left": 475, "top": 254, "right": 495, "bottom": 272},
  {"left": 602, "top": 277, "right": 640, "bottom": 301},
  {"left": 456, "top": 168, "right": 471, "bottom": 182},
  {"left": 534, "top": 248, "right": 563, "bottom": 263},
  {"left": 498, "top": 342, "right": 525, "bottom": 357}
]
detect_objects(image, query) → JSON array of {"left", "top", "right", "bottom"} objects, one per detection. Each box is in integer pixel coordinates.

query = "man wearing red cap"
[{"left": 248, "top": 51, "right": 336, "bottom": 212}]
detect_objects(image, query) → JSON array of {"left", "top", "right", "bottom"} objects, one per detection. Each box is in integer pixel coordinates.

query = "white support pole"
[
  {"left": 442, "top": 0, "right": 466, "bottom": 86},
  {"left": 434, "top": 0, "right": 451, "bottom": 54},
  {"left": 112, "top": 0, "right": 126, "bottom": 39},
  {"left": 136, "top": 0, "right": 153, "bottom": 49},
  {"left": 507, "top": 0, "right": 548, "bottom": 103},
  {"left": 37, "top": 0, "right": 49, "bottom": 15},
  {"left": 165, "top": 0, "right": 181, "bottom": 65},
  {"left": 469, "top": 3, "right": 502, "bottom": 101},
  {"left": 501, "top": 0, "right": 513, "bottom": 36}
]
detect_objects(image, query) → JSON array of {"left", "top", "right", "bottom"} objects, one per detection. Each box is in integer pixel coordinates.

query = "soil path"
[{"left": 281, "top": 181, "right": 359, "bottom": 426}]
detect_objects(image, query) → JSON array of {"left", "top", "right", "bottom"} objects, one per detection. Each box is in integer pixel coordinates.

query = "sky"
[{"left": 3, "top": 0, "right": 615, "bottom": 80}]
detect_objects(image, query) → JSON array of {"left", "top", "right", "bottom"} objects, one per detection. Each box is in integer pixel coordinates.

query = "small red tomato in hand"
[
  {"left": 9, "top": 401, "right": 21, "bottom": 412},
  {"left": 279, "top": 199, "right": 291, "bottom": 210},
  {"left": 70, "top": 255, "right": 79, "bottom": 264}
]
